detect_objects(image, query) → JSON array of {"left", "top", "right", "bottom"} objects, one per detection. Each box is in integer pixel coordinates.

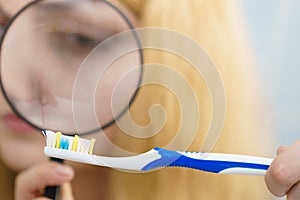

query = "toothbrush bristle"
[
  {"left": 55, "top": 132, "right": 62, "bottom": 148},
  {"left": 72, "top": 135, "right": 79, "bottom": 151},
  {"left": 45, "top": 130, "right": 95, "bottom": 154}
]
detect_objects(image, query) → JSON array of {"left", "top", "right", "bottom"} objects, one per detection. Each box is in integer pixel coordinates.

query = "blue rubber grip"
[{"left": 142, "top": 148, "right": 269, "bottom": 173}]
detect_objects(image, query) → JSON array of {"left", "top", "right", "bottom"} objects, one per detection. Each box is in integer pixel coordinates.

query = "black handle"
[{"left": 44, "top": 157, "right": 64, "bottom": 199}]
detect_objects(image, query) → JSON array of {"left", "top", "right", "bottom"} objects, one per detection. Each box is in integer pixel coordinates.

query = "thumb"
[
  {"left": 15, "top": 162, "right": 74, "bottom": 200},
  {"left": 276, "top": 145, "right": 289, "bottom": 155}
]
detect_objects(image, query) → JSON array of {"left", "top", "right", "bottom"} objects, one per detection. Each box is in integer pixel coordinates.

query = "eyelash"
[
  {"left": 58, "top": 31, "right": 99, "bottom": 49},
  {"left": 47, "top": 30, "right": 101, "bottom": 55}
]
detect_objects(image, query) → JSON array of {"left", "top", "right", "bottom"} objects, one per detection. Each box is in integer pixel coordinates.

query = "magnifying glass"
[{"left": 0, "top": 0, "right": 143, "bottom": 136}]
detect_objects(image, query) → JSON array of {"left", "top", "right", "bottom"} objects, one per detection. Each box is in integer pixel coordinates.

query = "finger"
[
  {"left": 287, "top": 181, "right": 300, "bottom": 200},
  {"left": 277, "top": 145, "right": 289, "bottom": 155},
  {"left": 60, "top": 182, "right": 75, "bottom": 200},
  {"left": 265, "top": 140, "right": 300, "bottom": 197},
  {"left": 15, "top": 162, "right": 74, "bottom": 200}
]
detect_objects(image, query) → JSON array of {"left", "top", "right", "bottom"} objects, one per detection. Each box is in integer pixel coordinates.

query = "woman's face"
[{"left": 0, "top": 0, "right": 139, "bottom": 172}]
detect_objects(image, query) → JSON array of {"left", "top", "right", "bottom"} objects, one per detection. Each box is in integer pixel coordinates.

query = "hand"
[
  {"left": 265, "top": 140, "right": 300, "bottom": 199},
  {"left": 15, "top": 161, "right": 75, "bottom": 200}
]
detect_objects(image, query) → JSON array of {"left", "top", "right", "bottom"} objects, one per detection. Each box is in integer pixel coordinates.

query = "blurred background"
[{"left": 241, "top": 0, "right": 300, "bottom": 147}]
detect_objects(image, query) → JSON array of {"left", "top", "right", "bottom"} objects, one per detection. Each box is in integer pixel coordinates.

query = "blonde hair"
[{"left": 107, "top": 0, "right": 272, "bottom": 199}]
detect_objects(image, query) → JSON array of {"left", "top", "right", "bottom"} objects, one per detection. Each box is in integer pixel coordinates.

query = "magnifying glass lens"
[{"left": 0, "top": 0, "right": 143, "bottom": 135}]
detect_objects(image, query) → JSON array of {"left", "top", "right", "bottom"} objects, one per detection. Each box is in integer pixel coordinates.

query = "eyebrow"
[{"left": 34, "top": 1, "right": 131, "bottom": 36}]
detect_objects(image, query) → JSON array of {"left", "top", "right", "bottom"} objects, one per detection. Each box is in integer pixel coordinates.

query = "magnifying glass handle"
[{"left": 44, "top": 157, "right": 64, "bottom": 199}]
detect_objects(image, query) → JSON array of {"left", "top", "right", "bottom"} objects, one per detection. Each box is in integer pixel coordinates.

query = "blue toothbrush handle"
[{"left": 142, "top": 148, "right": 272, "bottom": 175}]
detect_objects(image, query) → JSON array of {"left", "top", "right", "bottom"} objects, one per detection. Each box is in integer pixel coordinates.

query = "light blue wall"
[{"left": 241, "top": 0, "right": 300, "bottom": 146}]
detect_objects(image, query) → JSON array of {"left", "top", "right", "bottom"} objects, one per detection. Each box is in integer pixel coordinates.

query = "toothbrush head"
[{"left": 44, "top": 130, "right": 95, "bottom": 154}]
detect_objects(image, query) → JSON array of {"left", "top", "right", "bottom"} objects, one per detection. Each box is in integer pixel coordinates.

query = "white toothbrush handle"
[{"left": 44, "top": 147, "right": 160, "bottom": 171}]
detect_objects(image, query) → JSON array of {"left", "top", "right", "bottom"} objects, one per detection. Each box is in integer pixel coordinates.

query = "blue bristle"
[{"left": 60, "top": 137, "right": 69, "bottom": 150}]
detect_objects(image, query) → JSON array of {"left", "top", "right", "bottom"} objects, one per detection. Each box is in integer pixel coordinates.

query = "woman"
[{"left": 0, "top": 0, "right": 274, "bottom": 199}]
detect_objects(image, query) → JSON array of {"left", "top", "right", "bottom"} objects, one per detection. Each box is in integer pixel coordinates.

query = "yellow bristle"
[
  {"left": 88, "top": 138, "right": 96, "bottom": 154},
  {"left": 55, "top": 132, "right": 62, "bottom": 148},
  {"left": 72, "top": 135, "right": 79, "bottom": 151}
]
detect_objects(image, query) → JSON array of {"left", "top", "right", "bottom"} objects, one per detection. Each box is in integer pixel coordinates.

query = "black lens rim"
[{"left": 0, "top": 0, "right": 144, "bottom": 136}]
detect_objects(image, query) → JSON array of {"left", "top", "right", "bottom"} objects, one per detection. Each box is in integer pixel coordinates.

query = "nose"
[{"left": 30, "top": 82, "right": 58, "bottom": 106}]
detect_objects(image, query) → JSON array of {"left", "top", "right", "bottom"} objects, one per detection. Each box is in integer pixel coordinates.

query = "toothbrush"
[{"left": 44, "top": 131, "right": 273, "bottom": 175}]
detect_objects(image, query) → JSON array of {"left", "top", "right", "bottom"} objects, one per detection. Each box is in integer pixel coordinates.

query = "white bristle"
[
  {"left": 45, "top": 130, "right": 56, "bottom": 148},
  {"left": 81, "top": 139, "right": 91, "bottom": 153},
  {"left": 68, "top": 137, "right": 74, "bottom": 150},
  {"left": 76, "top": 142, "right": 81, "bottom": 152},
  {"left": 75, "top": 138, "right": 88, "bottom": 153}
]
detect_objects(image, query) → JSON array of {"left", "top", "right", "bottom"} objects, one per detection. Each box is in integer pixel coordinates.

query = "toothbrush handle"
[
  {"left": 146, "top": 148, "right": 273, "bottom": 175},
  {"left": 44, "top": 157, "right": 64, "bottom": 199}
]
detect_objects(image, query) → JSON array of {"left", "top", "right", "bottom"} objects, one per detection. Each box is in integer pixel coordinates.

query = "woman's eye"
[
  {"left": 67, "top": 32, "right": 99, "bottom": 49},
  {"left": 57, "top": 31, "right": 99, "bottom": 50},
  {"left": 47, "top": 31, "right": 100, "bottom": 55}
]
